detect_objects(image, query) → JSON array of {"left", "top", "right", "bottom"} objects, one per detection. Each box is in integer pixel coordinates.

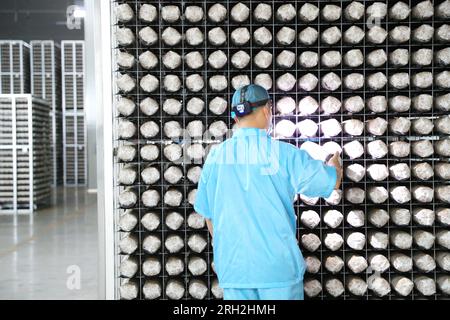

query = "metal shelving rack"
[
  {"left": 0, "top": 94, "right": 52, "bottom": 214},
  {"left": 0, "top": 40, "right": 30, "bottom": 94},
  {"left": 31, "top": 40, "right": 62, "bottom": 186},
  {"left": 104, "top": 0, "right": 450, "bottom": 300},
  {"left": 62, "top": 41, "right": 87, "bottom": 186}
]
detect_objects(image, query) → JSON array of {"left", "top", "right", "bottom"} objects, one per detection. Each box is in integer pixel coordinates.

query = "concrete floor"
[{"left": 0, "top": 188, "right": 98, "bottom": 300}]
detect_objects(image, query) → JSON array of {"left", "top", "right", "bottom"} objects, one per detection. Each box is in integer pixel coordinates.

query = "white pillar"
[
  {"left": 86, "top": 0, "right": 116, "bottom": 300},
  {"left": 84, "top": 0, "right": 98, "bottom": 191}
]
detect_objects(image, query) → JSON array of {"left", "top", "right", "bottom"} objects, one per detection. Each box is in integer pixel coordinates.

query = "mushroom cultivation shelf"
[
  {"left": 110, "top": 0, "right": 450, "bottom": 300},
  {"left": 0, "top": 41, "right": 30, "bottom": 94},
  {"left": 31, "top": 40, "right": 63, "bottom": 187},
  {"left": 0, "top": 95, "right": 52, "bottom": 214},
  {"left": 62, "top": 41, "right": 87, "bottom": 186}
]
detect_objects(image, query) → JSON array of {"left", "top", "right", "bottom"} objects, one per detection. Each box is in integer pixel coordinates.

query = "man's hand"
[
  {"left": 327, "top": 151, "right": 343, "bottom": 190},
  {"left": 206, "top": 218, "right": 213, "bottom": 238}
]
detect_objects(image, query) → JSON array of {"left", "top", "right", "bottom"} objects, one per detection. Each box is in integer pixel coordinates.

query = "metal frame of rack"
[
  {"left": 31, "top": 40, "right": 62, "bottom": 187},
  {"left": 102, "top": 0, "right": 450, "bottom": 300},
  {"left": 0, "top": 40, "right": 30, "bottom": 94},
  {"left": 62, "top": 40, "right": 87, "bottom": 186},
  {"left": 0, "top": 94, "right": 52, "bottom": 215}
]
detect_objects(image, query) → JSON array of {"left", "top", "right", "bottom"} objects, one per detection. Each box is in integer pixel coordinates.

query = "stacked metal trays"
[
  {"left": 0, "top": 95, "right": 52, "bottom": 214},
  {"left": 31, "top": 40, "right": 63, "bottom": 186},
  {"left": 62, "top": 41, "right": 87, "bottom": 186},
  {"left": 0, "top": 41, "right": 30, "bottom": 94}
]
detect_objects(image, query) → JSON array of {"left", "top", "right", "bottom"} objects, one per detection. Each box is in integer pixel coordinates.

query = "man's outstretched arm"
[{"left": 290, "top": 147, "right": 342, "bottom": 198}]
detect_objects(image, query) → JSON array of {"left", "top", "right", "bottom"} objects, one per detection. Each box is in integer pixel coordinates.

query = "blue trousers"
[{"left": 223, "top": 281, "right": 304, "bottom": 300}]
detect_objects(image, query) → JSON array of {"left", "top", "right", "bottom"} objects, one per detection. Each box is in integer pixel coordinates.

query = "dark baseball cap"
[{"left": 231, "top": 84, "right": 271, "bottom": 118}]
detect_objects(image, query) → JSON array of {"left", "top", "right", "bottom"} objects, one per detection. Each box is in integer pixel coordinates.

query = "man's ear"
[{"left": 263, "top": 105, "right": 271, "bottom": 118}]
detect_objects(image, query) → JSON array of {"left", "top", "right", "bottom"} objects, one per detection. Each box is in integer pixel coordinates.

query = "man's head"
[{"left": 231, "top": 84, "right": 272, "bottom": 130}]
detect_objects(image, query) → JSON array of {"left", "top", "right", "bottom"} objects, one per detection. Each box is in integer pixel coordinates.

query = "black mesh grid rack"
[{"left": 111, "top": 0, "right": 450, "bottom": 300}]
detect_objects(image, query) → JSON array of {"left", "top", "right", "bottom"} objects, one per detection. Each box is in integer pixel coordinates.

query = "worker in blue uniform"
[{"left": 194, "top": 84, "right": 342, "bottom": 300}]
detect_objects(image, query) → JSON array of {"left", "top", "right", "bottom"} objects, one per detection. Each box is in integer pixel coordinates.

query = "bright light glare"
[
  {"left": 276, "top": 97, "right": 296, "bottom": 114},
  {"left": 73, "top": 7, "right": 86, "bottom": 18},
  {"left": 275, "top": 120, "right": 296, "bottom": 138},
  {"left": 321, "top": 118, "right": 342, "bottom": 137},
  {"left": 323, "top": 141, "right": 342, "bottom": 156},
  {"left": 297, "top": 119, "right": 318, "bottom": 137},
  {"left": 300, "top": 141, "right": 327, "bottom": 161},
  {"left": 298, "top": 97, "right": 319, "bottom": 115}
]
